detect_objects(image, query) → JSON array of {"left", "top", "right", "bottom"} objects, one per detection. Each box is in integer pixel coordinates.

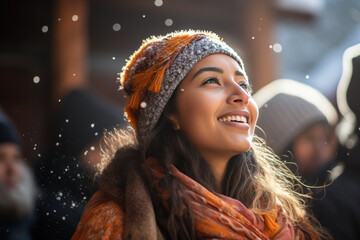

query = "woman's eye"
[
  {"left": 202, "top": 77, "right": 220, "bottom": 85},
  {"left": 239, "top": 82, "right": 252, "bottom": 93}
]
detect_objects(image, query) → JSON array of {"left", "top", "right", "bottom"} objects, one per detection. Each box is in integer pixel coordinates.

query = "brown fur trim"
[
  {"left": 99, "top": 147, "right": 140, "bottom": 203},
  {"left": 99, "top": 148, "right": 165, "bottom": 239},
  {"left": 123, "top": 168, "right": 164, "bottom": 240}
]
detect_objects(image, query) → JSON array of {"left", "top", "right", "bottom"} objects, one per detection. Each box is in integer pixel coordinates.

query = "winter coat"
[
  {"left": 311, "top": 146, "right": 360, "bottom": 240},
  {"left": 72, "top": 155, "right": 307, "bottom": 239}
]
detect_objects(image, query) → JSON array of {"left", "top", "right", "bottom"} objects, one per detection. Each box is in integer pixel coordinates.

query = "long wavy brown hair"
[{"left": 99, "top": 91, "right": 329, "bottom": 239}]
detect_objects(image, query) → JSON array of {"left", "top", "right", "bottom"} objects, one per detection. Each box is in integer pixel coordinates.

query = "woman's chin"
[
  {"left": 226, "top": 146, "right": 252, "bottom": 158},
  {"left": 232, "top": 141, "right": 252, "bottom": 154}
]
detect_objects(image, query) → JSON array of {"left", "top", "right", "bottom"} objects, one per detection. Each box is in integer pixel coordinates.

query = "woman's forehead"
[{"left": 188, "top": 54, "right": 247, "bottom": 79}]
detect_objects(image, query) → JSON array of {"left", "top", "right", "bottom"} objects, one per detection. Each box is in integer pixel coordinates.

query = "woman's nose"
[{"left": 226, "top": 83, "right": 250, "bottom": 106}]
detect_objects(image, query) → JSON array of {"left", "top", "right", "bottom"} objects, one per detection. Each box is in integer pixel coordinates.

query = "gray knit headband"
[{"left": 133, "top": 36, "right": 245, "bottom": 141}]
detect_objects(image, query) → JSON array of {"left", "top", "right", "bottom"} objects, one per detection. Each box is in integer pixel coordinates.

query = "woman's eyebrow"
[
  {"left": 192, "top": 67, "right": 223, "bottom": 80},
  {"left": 235, "top": 70, "right": 244, "bottom": 76}
]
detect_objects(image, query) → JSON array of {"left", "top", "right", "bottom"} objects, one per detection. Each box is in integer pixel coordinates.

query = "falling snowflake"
[
  {"left": 140, "top": 102, "right": 147, "bottom": 108},
  {"left": 72, "top": 15, "right": 78, "bottom": 22},
  {"left": 41, "top": 26, "right": 48, "bottom": 33},
  {"left": 154, "top": 0, "right": 163, "bottom": 7},
  {"left": 112, "top": 23, "right": 121, "bottom": 31},
  {"left": 273, "top": 43, "right": 283, "bottom": 53},
  {"left": 33, "top": 76, "right": 40, "bottom": 83},
  {"left": 165, "top": 18, "right": 173, "bottom": 26}
]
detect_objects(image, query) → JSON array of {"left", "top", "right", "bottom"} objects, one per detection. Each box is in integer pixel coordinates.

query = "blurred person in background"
[
  {"left": 254, "top": 79, "right": 338, "bottom": 183},
  {"left": 33, "top": 88, "right": 126, "bottom": 240},
  {"left": 0, "top": 107, "right": 38, "bottom": 240},
  {"left": 310, "top": 44, "right": 360, "bottom": 240}
]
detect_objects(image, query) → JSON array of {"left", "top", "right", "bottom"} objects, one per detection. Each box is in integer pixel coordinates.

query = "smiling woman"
[
  {"left": 72, "top": 30, "right": 327, "bottom": 240},
  {"left": 168, "top": 54, "right": 258, "bottom": 184}
]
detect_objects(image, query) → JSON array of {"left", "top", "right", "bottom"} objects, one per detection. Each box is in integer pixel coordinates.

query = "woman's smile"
[{"left": 217, "top": 110, "right": 250, "bottom": 130}]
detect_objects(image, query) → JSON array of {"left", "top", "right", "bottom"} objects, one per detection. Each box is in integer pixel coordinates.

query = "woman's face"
[{"left": 169, "top": 54, "right": 258, "bottom": 161}]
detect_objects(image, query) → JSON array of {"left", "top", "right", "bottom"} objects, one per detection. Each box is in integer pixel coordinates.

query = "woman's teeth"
[{"left": 218, "top": 115, "right": 247, "bottom": 123}]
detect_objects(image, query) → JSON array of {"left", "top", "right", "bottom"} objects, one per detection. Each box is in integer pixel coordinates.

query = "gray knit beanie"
[
  {"left": 119, "top": 30, "right": 244, "bottom": 143},
  {"left": 254, "top": 79, "right": 338, "bottom": 155}
]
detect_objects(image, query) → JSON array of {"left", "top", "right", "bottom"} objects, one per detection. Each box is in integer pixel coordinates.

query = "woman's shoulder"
[{"left": 71, "top": 191, "right": 125, "bottom": 240}]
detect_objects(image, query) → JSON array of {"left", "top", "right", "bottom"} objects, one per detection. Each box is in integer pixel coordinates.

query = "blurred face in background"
[
  {"left": 0, "top": 143, "right": 22, "bottom": 189},
  {"left": 292, "top": 122, "right": 337, "bottom": 178},
  {"left": 0, "top": 142, "right": 37, "bottom": 219}
]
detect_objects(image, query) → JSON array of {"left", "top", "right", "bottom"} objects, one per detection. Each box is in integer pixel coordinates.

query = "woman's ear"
[{"left": 167, "top": 113, "right": 181, "bottom": 130}]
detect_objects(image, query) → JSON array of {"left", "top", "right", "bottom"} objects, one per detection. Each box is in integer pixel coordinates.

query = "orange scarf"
[
  {"left": 72, "top": 158, "right": 296, "bottom": 239},
  {"left": 145, "top": 157, "right": 294, "bottom": 239}
]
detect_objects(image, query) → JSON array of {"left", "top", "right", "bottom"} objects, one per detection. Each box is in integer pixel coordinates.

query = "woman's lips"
[{"left": 218, "top": 111, "right": 250, "bottom": 130}]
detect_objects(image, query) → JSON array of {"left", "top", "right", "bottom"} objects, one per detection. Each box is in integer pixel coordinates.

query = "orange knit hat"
[{"left": 119, "top": 30, "right": 244, "bottom": 140}]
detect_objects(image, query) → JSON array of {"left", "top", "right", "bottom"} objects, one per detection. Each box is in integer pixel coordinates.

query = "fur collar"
[{"left": 99, "top": 148, "right": 165, "bottom": 240}]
